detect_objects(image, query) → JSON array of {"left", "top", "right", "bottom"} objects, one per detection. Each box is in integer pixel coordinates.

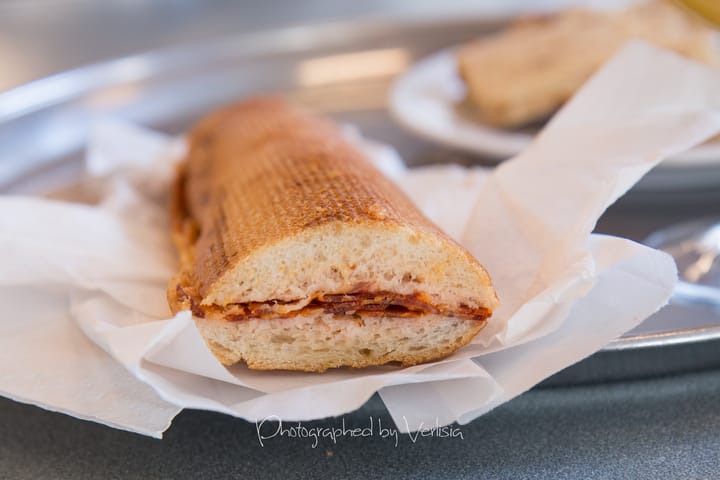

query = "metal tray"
[{"left": 2, "top": 16, "right": 719, "bottom": 373}]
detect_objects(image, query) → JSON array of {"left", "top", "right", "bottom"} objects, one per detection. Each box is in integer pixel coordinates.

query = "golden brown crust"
[{"left": 172, "top": 97, "right": 486, "bottom": 305}]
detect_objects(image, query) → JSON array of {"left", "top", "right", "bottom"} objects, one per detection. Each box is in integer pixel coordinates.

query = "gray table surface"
[
  {"left": 3, "top": 361, "right": 720, "bottom": 479},
  {"left": 1, "top": 1, "right": 720, "bottom": 478}
]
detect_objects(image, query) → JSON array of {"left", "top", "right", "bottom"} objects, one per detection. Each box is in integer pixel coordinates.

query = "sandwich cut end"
[
  {"left": 203, "top": 221, "right": 497, "bottom": 312},
  {"left": 194, "top": 314, "right": 488, "bottom": 372}
]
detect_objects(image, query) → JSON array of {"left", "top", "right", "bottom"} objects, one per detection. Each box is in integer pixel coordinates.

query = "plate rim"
[{"left": 389, "top": 46, "right": 720, "bottom": 168}]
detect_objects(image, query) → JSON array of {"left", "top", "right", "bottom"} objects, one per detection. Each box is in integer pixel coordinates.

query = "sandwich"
[
  {"left": 167, "top": 97, "right": 498, "bottom": 372},
  {"left": 457, "top": 1, "right": 719, "bottom": 128}
]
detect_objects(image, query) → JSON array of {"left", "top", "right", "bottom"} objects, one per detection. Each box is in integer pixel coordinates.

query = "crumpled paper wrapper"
[{"left": 1, "top": 43, "right": 720, "bottom": 437}]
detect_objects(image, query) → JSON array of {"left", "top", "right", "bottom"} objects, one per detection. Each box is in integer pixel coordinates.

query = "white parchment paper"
[{"left": 1, "top": 43, "right": 720, "bottom": 437}]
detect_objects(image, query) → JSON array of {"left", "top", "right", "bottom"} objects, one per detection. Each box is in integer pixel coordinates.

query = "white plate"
[{"left": 389, "top": 48, "right": 720, "bottom": 191}]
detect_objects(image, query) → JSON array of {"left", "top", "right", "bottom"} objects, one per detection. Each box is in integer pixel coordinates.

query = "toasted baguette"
[
  {"left": 168, "top": 97, "right": 498, "bottom": 372},
  {"left": 458, "top": 1, "right": 719, "bottom": 128}
]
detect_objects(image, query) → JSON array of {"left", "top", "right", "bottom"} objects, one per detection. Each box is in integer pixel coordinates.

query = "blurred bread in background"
[{"left": 458, "top": 1, "right": 718, "bottom": 129}]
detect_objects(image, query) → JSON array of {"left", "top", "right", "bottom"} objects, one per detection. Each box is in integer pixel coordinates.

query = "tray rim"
[{"left": 0, "top": 14, "right": 512, "bottom": 122}]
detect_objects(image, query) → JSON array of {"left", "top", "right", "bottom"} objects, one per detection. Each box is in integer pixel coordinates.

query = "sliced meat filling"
[{"left": 176, "top": 286, "right": 490, "bottom": 322}]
